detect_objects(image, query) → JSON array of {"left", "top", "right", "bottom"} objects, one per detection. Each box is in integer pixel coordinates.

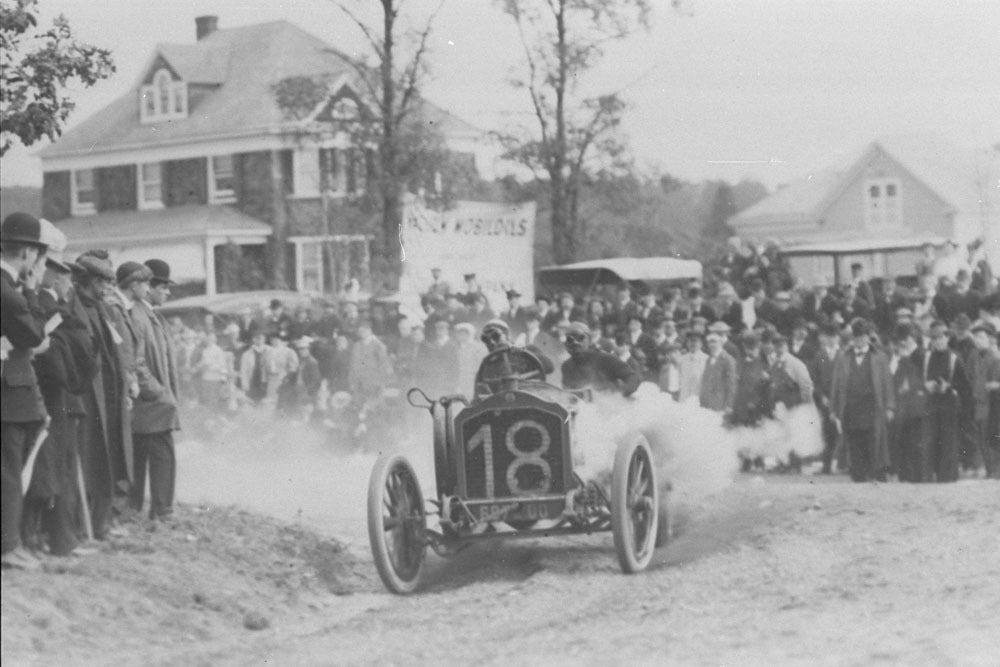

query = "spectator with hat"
[
  {"left": 732, "top": 331, "right": 771, "bottom": 428},
  {"left": 967, "top": 321, "right": 1000, "bottom": 478},
  {"left": 239, "top": 331, "right": 277, "bottom": 407},
  {"left": 68, "top": 251, "right": 133, "bottom": 539},
  {"left": 789, "top": 318, "right": 816, "bottom": 362},
  {"left": 415, "top": 315, "right": 459, "bottom": 397},
  {"left": 424, "top": 267, "right": 450, "bottom": 301},
  {"left": 271, "top": 333, "right": 301, "bottom": 414},
  {"left": 501, "top": 288, "right": 528, "bottom": 338},
  {"left": 349, "top": 320, "right": 393, "bottom": 404},
  {"left": 543, "top": 291, "right": 584, "bottom": 333},
  {"left": 1, "top": 212, "right": 50, "bottom": 569},
  {"left": 769, "top": 334, "right": 814, "bottom": 410},
  {"left": 678, "top": 331, "right": 708, "bottom": 403},
  {"left": 914, "top": 319, "right": 972, "bottom": 482},
  {"left": 699, "top": 327, "right": 738, "bottom": 416},
  {"left": 293, "top": 336, "right": 322, "bottom": 412},
  {"left": 25, "top": 226, "right": 97, "bottom": 555},
  {"left": 809, "top": 323, "right": 843, "bottom": 474},
  {"left": 888, "top": 324, "right": 928, "bottom": 482},
  {"left": 128, "top": 259, "right": 180, "bottom": 520},
  {"left": 657, "top": 341, "right": 683, "bottom": 401},
  {"left": 830, "top": 319, "right": 895, "bottom": 482},
  {"left": 460, "top": 272, "right": 486, "bottom": 309}
]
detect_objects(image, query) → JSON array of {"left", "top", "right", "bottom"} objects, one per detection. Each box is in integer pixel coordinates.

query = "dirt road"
[{"left": 169, "top": 476, "right": 1000, "bottom": 666}]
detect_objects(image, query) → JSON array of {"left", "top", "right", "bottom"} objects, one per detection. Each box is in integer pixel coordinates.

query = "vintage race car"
[{"left": 366, "top": 347, "right": 671, "bottom": 594}]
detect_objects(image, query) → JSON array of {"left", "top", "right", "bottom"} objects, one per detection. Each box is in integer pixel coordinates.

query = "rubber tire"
[
  {"left": 611, "top": 436, "right": 659, "bottom": 574},
  {"left": 367, "top": 454, "right": 427, "bottom": 594}
]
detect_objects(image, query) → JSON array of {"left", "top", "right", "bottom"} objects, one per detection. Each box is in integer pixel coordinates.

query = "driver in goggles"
[
  {"left": 561, "top": 322, "right": 641, "bottom": 397},
  {"left": 474, "top": 320, "right": 555, "bottom": 393}
]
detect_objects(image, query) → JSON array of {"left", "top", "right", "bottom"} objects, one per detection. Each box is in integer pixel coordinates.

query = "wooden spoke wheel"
[
  {"left": 611, "top": 436, "right": 659, "bottom": 574},
  {"left": 367, "top": 454, "right": 427, "bottom": 594}
]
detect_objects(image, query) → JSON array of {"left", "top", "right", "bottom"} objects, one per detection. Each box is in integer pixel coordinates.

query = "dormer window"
[{"left": 140, "top": 68, "right": 187, "bottom": 123}]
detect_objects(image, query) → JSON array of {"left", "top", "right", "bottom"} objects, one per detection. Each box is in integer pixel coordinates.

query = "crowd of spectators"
[{"left": 5, "top": 205, "right": 998, "bottom": 571}]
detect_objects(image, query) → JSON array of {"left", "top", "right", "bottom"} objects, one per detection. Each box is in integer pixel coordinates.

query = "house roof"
[
  {"left": 39, "top": 20, "right": 481, "bottom": 160},
  {"left": 730, "top": 135, "right": 997, "bottom": 231},
  {"left": 57, "top": 205, "right": 272, "bottom": 250}
]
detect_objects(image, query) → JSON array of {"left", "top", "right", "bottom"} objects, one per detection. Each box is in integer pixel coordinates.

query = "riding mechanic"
[{"left": 560, "top": 322, "right": 642, "bottom": 397}]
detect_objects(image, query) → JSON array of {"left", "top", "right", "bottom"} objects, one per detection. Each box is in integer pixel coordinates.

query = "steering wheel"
[{"left": 474, "top": 347, "right": 547, "bottom": 394}]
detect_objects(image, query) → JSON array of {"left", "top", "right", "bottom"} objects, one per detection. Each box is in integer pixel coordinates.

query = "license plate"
[{"left": 471, "top": 499, "right": 564, "bottom": 523}]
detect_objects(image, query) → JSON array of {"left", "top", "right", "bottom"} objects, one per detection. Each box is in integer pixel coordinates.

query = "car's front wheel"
[
  {"left": 367, "top": 454, "right": 427, "bottom": 594},
  {"left": 611, "top": 435, "right": 658, "bottom": 574}
]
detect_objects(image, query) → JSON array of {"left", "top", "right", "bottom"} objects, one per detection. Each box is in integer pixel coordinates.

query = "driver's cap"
[
  {"left": 565, "top": 321, "right": 591, "bottom": 338},
  {"left": 482, "top": 319, "right": 510, "bottom": 335}
]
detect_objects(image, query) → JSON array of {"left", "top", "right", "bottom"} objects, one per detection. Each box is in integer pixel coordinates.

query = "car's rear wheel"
[
  {"left": 368, "top": 454, "right": 427, "bottom": 594},
  {"left": 611, "top": 435, "right": 658, "bottom": 574}
]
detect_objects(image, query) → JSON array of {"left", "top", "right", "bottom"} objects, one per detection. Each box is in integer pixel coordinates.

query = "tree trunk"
[{"left": 378, "top": 0, "right": 402, "bottom": 288}]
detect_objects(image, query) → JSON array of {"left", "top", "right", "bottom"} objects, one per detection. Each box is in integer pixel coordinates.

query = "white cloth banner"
[{"left": 399, "top": 198, "right": 536, "bottom": 307}]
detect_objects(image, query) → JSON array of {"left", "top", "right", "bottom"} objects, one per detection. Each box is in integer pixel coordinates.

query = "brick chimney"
[{"left": 195, "top": 15, "right": 218, "bottom": 40}]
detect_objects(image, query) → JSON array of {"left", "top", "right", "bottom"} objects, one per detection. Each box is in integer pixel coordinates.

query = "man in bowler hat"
[
  {"left": 129, "top": 259, "right": 181, "bottom": 519},
  {"left": 1, "top": 213, "right": 50, "bottom": 569}
]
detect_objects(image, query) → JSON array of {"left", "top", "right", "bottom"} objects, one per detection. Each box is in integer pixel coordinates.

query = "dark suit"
[
  {"left": 1, "top": 268, "right": 47, "bottom": 553},
  {"left": 914, "top": 348, "right": 971, "bottom": 482},
  {"left": 830, "top": 349, "right": 895, "bottom": 482},
  {"left": 809, "top": 347, "right": 839, "bottom": 473},
  {"left": 890, "top": 354, "right": 927, "bottom": 482},
  {"left": 129, "top": 300, "right": 180, "bottom": 518},
  {"left": 699, "top": 350, "right": 738, "bottom": 414}
]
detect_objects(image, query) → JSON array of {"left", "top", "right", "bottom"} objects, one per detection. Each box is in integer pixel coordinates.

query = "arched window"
[{"left": 140, "top": 67, "right": 188, "bottom": 123}]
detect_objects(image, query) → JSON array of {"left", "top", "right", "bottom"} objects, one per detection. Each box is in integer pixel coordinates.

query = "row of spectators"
[{"left": 2, "top": 213, "right": 181, "bottom": 571}]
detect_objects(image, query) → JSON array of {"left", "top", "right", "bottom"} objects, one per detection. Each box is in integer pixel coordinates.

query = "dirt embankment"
[{"left": 1, "top": 506, "right": 363, "bottom": 666}]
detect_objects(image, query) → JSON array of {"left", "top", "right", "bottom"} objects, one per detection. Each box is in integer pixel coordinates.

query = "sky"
[{"left": 2, "top": 0, "right": 999, "bottom": 190}]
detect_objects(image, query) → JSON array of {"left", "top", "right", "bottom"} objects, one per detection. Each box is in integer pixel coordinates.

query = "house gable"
[{"left": 819, "top": 144, "right": 954, "bottom": 239}]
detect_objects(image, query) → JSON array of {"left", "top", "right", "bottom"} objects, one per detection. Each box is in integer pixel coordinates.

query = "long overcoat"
[
  {"left": 129, "top": 300, "right": 180, "bottom": 434},
  {"left": 69, "top": 291, "right": 134, "bottom": 488},
  {"left": 830, "top": 349, "right": 896, "bottom": 471}
]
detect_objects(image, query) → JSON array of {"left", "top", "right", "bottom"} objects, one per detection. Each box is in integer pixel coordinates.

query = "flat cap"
[{"left": 73, "top": 253, "right": 115, "bottom": 280}]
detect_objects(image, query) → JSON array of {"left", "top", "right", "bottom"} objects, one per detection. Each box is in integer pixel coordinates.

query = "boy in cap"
[{"left": 1, "top": 212, "right": 50, "bottom": 569}]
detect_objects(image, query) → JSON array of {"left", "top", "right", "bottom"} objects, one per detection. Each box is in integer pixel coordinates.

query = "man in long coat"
[
  {"left": 24, "top": 223, "right": 97, "bottom": 555},
  {"left": 830, "top": 319, "right": 895, "bottom": 482},
  {"left": 1, "top": 213, "right": 49, "bottom": 569},
  {"left": 69, "top": 254, "right": 133, "bottom": 538},
  {"left": 129, "top": 259, "right": 181, "bottom": 519}
]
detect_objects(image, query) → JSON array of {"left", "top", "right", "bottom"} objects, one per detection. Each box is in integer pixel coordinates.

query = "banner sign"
[{"left": 400, "top": 199, "right": 536, "bottom": 308}]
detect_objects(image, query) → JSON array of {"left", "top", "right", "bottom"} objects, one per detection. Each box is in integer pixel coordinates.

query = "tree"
[
  {"left": 496, "top": 0, "right": 653, "bottom": 265},
  {"left": 331, "top": 0, "right": 445, "bottom": 285},
  {"left": 0, "top": 0, "right": 114, "bottom": 156}
]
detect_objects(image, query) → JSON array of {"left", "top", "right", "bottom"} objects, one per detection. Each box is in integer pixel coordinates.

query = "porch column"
[{"left": 204, "top": 237, "right": 217, "bottom": 296}]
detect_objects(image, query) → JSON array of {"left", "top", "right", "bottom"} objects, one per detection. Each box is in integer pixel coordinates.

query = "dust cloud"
[
  {"left": 574, "top": 382, "right": 824, "bottom": 505},
  {"left": 175, "top": 409, "right": 434, "bottom": 536},
  {"left": 175, "top": 383, "right": 822, "bottom": 531}
]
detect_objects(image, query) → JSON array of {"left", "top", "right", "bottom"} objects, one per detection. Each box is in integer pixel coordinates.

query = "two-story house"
[
  {"left": 39, "top": 16, "right": 492, "bottom": 295},
  {"left": 729, "top": 135, "right": 999, "bottom": 284}
]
